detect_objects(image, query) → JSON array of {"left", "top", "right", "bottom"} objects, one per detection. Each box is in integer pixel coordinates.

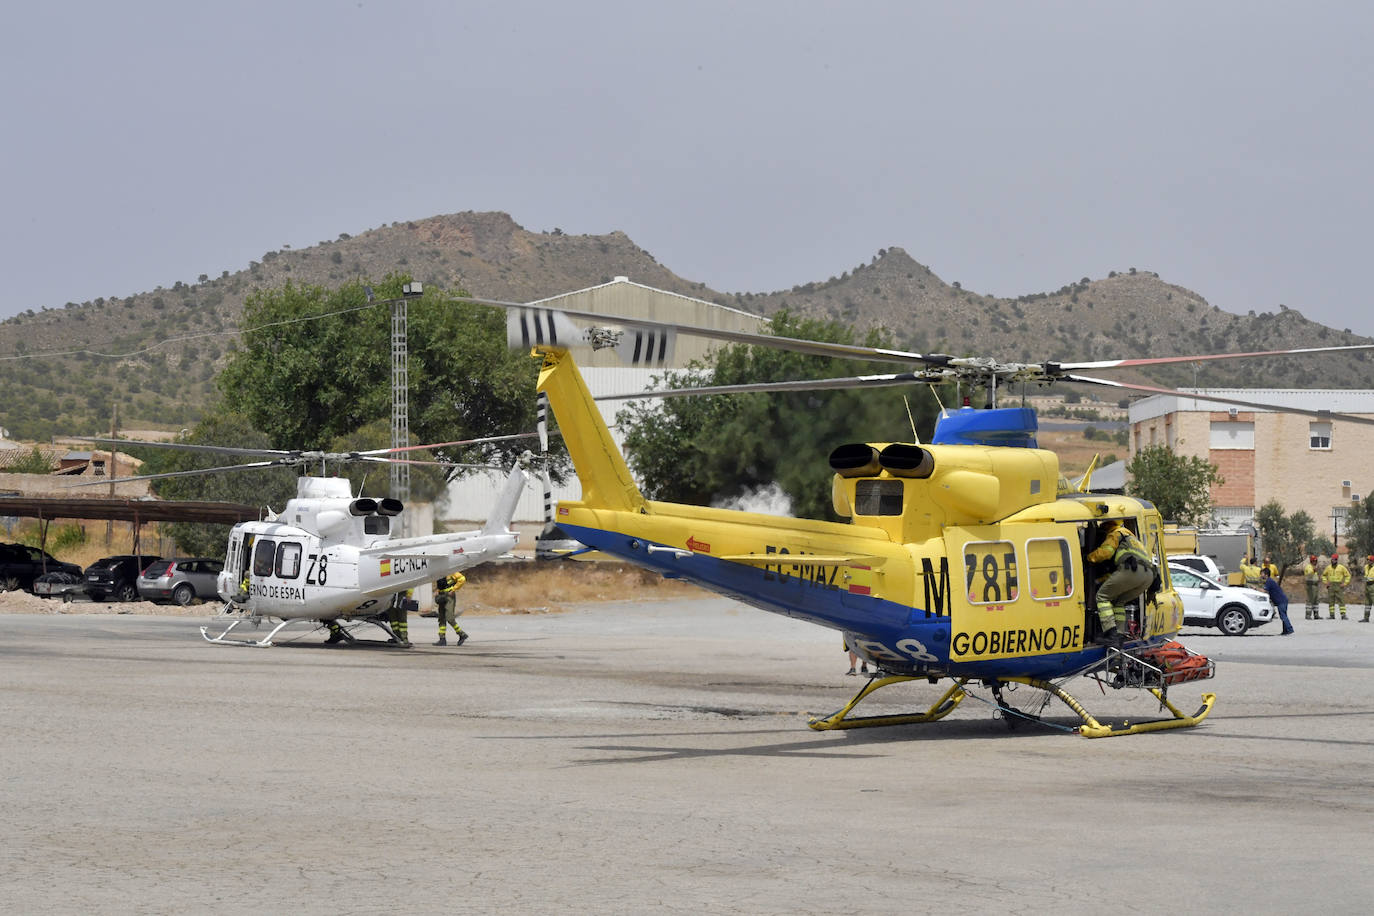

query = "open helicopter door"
[{"left": 219, "top": 529, "right": 254, "bottom": 604}]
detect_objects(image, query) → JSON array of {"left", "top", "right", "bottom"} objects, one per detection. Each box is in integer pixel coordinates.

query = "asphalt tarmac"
[{"left": 3, "top": 600, "right": 1372, "bottom": 915}]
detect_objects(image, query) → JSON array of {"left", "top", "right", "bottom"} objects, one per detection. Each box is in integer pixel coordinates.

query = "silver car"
[
  {"left": 1168, "top": 563, "right": 1275, "bottom": 636},
  {"left": 136, "top": 558, "right": 224, "bottom": 606}
]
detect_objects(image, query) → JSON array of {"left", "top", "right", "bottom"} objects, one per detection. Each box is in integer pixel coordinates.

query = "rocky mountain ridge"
[{"left": 1, "top": 210, "right": 1369, "bottom": 439}]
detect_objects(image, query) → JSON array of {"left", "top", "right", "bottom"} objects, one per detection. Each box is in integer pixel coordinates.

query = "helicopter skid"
[
  {"left": 807, "top": 670, "right": 1215, "bottom": 738},
  {"left": 808, "top": 677, "right": 969, "bottom": 730},
  {"left": 200, "top": 615, "right": 296, "bottom": 647},
  {"left": 1016, "top": 677, "right": 1217, "bottom": 738}
]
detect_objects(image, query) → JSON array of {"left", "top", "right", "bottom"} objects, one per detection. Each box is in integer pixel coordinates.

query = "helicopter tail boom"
[
  {"left": 482, "top": 464, "right": 529, "bottom": 537},
  {"left": 535, "top": 347, "right": 645, "bottom": 512}
]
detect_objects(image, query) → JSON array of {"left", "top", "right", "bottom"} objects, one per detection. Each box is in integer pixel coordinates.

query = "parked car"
[
  {"left": 137, "top": 558, "right": 224, "bottom": 605},
  {"left": 1168, "top": 562, "right": 1274, "bottom": 635},
  {"left": 84, "top": 554, "right": 162, "bottom": 602},
  {"left": 0, "top": 543, "right": 83, "bottom": 592},
  {"left": 1168, "top": 554, "right": 1225, "bottom": 580},
  {"left": 32, "top": 570, "right": 85, "bottom": 600}
]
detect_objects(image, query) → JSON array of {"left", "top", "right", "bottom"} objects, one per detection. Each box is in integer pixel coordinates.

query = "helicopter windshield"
[{"left": 854, "top": 479, "right": 903, "bottom": 516}]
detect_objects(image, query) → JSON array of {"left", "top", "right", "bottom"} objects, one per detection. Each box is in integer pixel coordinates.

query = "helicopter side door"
[{"left": 944, "top": 523, "right": 1087, "bottom": 663}]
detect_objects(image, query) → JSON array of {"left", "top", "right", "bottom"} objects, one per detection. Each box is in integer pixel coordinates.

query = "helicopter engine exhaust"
[
  {"left": 376, "top": 498, "right": 404, "bottom": 517},
  {"left": 349, "top": 498, "right": 378, "bottom": 517},
  {"left": 829, "top": 444, "right": 883, "bottom": 478},
  {"left": 878, "top": 443, "right": 935, "bottom": 479},
  {"left": 829, "top": 443, "right": 935, "bottom": 479}
]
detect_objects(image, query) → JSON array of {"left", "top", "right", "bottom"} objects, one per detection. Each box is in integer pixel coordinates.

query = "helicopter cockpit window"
[
  {"left": 854, "top": 479, "right": 904, "bottom": 516},
  {"left": 1026, "top": 537, "right": 1074, "bottom": 601},
  {"left": 276, "top": 542, "right": 302, "bottom": 579},
  {"left": 252, "top": 539, "right": 277, "bottom": 577},
  {"left": 365, "top": 516, "right": 390, "bottom": 535},
  {"left": 963, "top": 539, "right": 1019, "bottom": 605}
]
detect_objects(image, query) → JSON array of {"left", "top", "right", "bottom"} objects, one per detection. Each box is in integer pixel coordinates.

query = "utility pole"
[
  {"left": 106, "top": 404, "right": 119, "bottom": 547},
  {"left": 390, "top": 281, "right": 424, "bottom": 536}
]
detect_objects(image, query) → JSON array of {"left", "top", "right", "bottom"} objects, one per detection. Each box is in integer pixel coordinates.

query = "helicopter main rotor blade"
[
  {"left": 595, "top": 372, "right": 943, "bottom": 401},
  {"left": 356, "top": 456, "right": 505, "bottom": 470},
  {"left": 1063, "top": 373, "right": 1374, "bottom": 426},
  {"left": 467, "top": 295, "right": 940, "bottom": 368},
  {"left": 361, "top": 431, "right": 548, "bottom": 456},
  {"left": 70, "top": 436, "right": 298, "bottom": 459},
  {"left": 1056, "top": 342, "right": 1374, "bottom": 373},
  {"left": 62, "top": 460, "right": 289, "bottom": 488}
]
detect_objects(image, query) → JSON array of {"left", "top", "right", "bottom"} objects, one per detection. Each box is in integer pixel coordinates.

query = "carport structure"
[{"left": 0, "top": 496, "right": 259, "bottom": 556}]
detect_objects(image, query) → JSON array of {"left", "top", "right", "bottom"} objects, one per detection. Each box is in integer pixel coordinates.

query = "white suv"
[
  {"left": 1167, "top": 563, "right": 1275, "bottom": 636},
  {"left": 1169, "top": 554, "right": 1225, "bottom": 580}
]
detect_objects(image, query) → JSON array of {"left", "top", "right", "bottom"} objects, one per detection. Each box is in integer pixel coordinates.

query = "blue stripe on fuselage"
[{"left": 561, "top": 523, "right": 1102, "bottom": 679}]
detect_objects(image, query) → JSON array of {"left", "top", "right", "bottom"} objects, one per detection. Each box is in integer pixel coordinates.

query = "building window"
[
  {"left": 1209, "top": 421, "right": 1255, "bottom": 450},
  {"left": 1310, "top": 421, "right": 1332, "bottom": 450}
]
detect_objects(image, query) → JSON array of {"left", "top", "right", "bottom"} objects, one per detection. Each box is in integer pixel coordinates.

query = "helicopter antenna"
[
  {"left": 903, "top": 396, "right": 919, "bottom": 443},
  {"left": 927, "top": 382, "right": 946, "bottom": 412}
]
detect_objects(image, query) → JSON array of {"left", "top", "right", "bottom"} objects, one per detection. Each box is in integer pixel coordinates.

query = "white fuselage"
[{"left": 214, "top": 470, "right": 526, "bottom": 621}]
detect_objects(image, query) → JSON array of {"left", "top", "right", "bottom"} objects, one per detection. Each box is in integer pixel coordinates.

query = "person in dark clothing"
[{"left": 1262, "top": 568, "right": 1294, "bottom": 636}]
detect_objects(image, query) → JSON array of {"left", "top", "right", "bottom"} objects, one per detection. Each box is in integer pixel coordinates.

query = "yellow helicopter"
[{"left": 490, "top": 299, "right": 1374, "bottom": 738}]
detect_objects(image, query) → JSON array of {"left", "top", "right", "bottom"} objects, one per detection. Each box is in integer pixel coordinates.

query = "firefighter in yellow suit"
[
  {"left": 1363, "top": 556, "right": 1374, "bottom": 623},
  {"left": 433, "top": 572, "right": 468, "bottom": 646},
  {"left": 388, "top": 587, "right": 414, "bottom": 646},
  {"left": 1322, "top": 555, "right": 1350, "bottom": 619},
  {"left": 1303, "top": 556, "right": 1321, "bottom": 620},
  {"left": 1239, "top": 557, "right": 1262, "bottom": 590},
  {"left": 1087, "top": 520, "right": 1155, "bottom": 646}
]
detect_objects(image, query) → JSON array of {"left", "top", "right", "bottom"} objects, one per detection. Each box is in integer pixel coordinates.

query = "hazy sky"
[{"left": 4, "top": 1, "right": 1372, "bottom": 337}]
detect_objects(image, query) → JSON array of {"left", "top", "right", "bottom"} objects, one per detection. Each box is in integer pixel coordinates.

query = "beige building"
[
  {"left": 1129, "top": 389, "right": 1374, "bottom": 540},
  {"left": 444, "top": 277, "right": 767, "bottom": 523}
]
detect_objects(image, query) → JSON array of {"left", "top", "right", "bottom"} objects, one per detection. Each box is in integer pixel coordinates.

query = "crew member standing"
[
  {"left": 1240, "top": 556, "right": 1262, "bottom": 590},
  {"left": 1363, "top": 555, "right": 1374, "bottom": 623},
  {"left": 1323, "top": 555, "right": 1350, "bottom": 620},
  {"left": 1262, "top": 568, "right": 1294, "bottom": 636},
  {"left": 388, "top": 588, "right": 414, "bottom": 647},
  {"left": 433, "top": 572, "right": 469, "bottom": 646},
  {"left": 1087, "top": 519, "right": 1155, "bottom": 646},
  {"left": 1303, "top": 555, "right": 1322, "bottom": 620}
]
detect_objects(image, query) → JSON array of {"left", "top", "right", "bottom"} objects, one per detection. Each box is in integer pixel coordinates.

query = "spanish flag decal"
[
  {"left": 380, "top": 558, "right": 392, "bottom": 577},
  {"left": 847, "top": 565, "right": 872, "bottom": 596}
]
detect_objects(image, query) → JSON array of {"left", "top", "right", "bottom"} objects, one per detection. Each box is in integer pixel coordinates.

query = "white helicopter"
[{"left": 71, "top": 436, "right": 531, "bottom": 646}]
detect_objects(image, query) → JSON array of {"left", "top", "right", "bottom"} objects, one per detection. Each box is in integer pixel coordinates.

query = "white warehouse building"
[{"left": 440, "top": 277, "right": 767, "bottom": 524}]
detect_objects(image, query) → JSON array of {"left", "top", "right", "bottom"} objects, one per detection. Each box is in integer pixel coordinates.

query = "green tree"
[
  {"left": 1125, "top": 445, "right": 1223, "bottom": 526},
  {"left": 1343, "top": 494, "right": 1374, "bottom": 562},
  {"left": 325, "top": 418, "right": 452, "bottom": 504},
  {"left": 616, "top": 311, "right": 942, "bottom": 519},
  {"left": 1253, "top": 500, "right": 1315, "bottom": 579},
  {"left": 1310, "top": 534, "right": 1335, "bottom": 559},
  {"left": 215, "top": 277, "right": 554, "bottom": 479}
]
